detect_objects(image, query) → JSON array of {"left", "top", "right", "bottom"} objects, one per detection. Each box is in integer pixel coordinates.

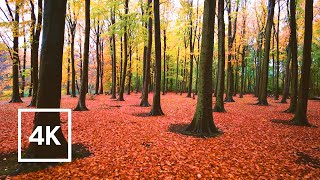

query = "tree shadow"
[
  {"left": 168, "top": 123, "right": 222, "bottom": 138},
  {"left": 271, "top": 119, "right": 317, "bottom": 128},
  {"left": 109, "top": 105, "right": 121, "bottom": 108},
  {"left": 168, "top": 123, "right": 189, "bottom": 135},
  {"left": 133, "top": 112, "right": 151, "bottom": 117},
  {"left": 0, "top": 143, "right": 92, "bottom": 178},
  {"left": 296, "top": 150, "right": 320, "bottom": 168}
]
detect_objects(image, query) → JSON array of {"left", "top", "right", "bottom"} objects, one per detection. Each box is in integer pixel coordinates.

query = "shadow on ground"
[
  {"left": 296, "top": 150, "right": 320, "bottom": 168},
  {"left": 0, "top": 143, "right": 92, "bottom": 178},
  {"left": 168, "top": 123, "right": 189, "bottom": 135}
]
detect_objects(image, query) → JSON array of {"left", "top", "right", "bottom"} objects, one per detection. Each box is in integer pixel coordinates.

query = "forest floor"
[{"left": 0, "top": 93, "right": 319, "bottom": 179}]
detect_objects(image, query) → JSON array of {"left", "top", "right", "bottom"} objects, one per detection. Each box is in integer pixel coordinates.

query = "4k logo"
[
  {"left": 18, "top": 109, "right": 72, "bottom": 162},
  {"left": 29, "top": 126, "right": 61, "bottom": 145}
]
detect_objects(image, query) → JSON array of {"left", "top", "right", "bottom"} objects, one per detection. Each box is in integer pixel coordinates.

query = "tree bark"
[
  {"left": 9, "top": 2, "right": 23, "bottom": 103},
  {"left": 150, "top": 0, "right": 164, "bottom": 116},
  {"left": 285, "top": 0, "right": 298, "bottom": 113},
  {"left": 257, "top": 0, "right": 275, "bottom": 105},
  {"left": 185, "top": 0, "right": 219, "bottom": 137},
  {"left": 74, "top": 0, "right": 90, "bottom": 111},
  {"left": 140, "top": 0, "right": 152, "bottom": 107},
  {"left": 213, "top": 0, "right": 226, "bottom": 112},
  {"left": 118, "top": 0, "right": 129, "bottom": 101},
  {"left": 24, "top": 0, "right": 68, "bottom": 159},
  {"left": 28, "top": 0, "right": 42, "bottom": 106},
  {"left": 111, "top": 8, "right": 117, "bottom": 99},
  {"left": 291, "top": 0, "right": 313, "bottom": 126}
]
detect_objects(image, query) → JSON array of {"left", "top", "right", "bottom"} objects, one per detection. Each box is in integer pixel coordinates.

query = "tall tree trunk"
[
  {"left": 162, "top": 29, "right": 166, "bottom": 95},
  {"left": 239, "top": 0, "right": 247, "bottom": 98},
  {"left": 20, "top": 25, "right": 27, "bottom": 97},
  {"left": 111, "top": 8, "right": 117, "bottom": 99},
  {"left": 175, "top": 47, "right": 180, "bottom": 94},
  {"left": 291, "top": 0, "right": 313, "bottom": 126},
  {"left": 150, "top": 0, "right": 164, "bottom": 116},
  {"left": 70, "top": 26, "right": 77, "bottom": 97},
  {"left": 213, "top": 0, "right": 226, "bottom": 112},
  {"left": 74, "top": 0, "right": 90, "bottom": 111},
  {"left": 127, "top": 45, "right": 132, "bottom": 95},
  {"left": 281, "top": 42, "right": 291, "bottom": 103},
  {"left": 187, "top": 0, "right": 194, "bottom": 98},
  {"left": 135, "top": 48, "right": 140, "bottom": 93},
  {"left": 95, "top": 21, "right": 100, "bottom": 95},
  {"left": 119, "top": 36, "right": 123, "bottom": 93},
  {"left": 29, "top": 0, "right": 42, "bottom": 106},
  {"left": 225, "top": 0, "right": 239, "bottom": 102},
  {"left": 257, "top": 0, "right": 275, "bottom": 105},
  {"left": 285, "top": 0, "right": 298, "bottom": 113},
  {"left": 9, "top": 2, "right": 23, "bottom": 103},
  {"left": 274, "top": 1, "right": 280, "bottom": 100},
  {"left": 100, "top": 41, "right": 104, "bottom": 94},
  {"left": 140, "top": 0, "right": 152, "bottom": 107},
  {"left": 24, "top": 0, "right": 68, "bottom": 160},
  {"left": 118, "top": 0, "right": 129, "bottom": 101},
  {"left": 66, "top": 35, "right": 70, "bottom": 96},
  {"left": 185, "top": 0, "right": 219, "bottom": 137}
]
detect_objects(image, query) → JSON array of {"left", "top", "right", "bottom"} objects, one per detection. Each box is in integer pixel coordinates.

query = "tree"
[
  {"left": 291, "top": 0, "right": 313, "bottom": 126},
  {"left": 225, "top": 0, "right": 239, "bottom": 102},
  {"left": 239, "top": 0, "right": 247, "bottom": 98},
  {"left": 257, "top": 0, "right": 275, "bottom": 105},
  {"left": 24, "top": 0, "right": 68, "bottom": 159},
  {"left": 29, "top": 0, "right": 43, "bottom": 106},
  {"left": 274, "top": 1, "right": 280, "bottom": 100},
  {"left": 111, "top": 6, "right": 117, "bottom": 99},
  {"left": 6, "top": 0, "right": 23, "bottom": 103},
  {"left": 118, "top": 0, "right": 129, "bottom": 101},
  {"left": 213, "top": 0, "right": 226, "bottom": 112},
  {"left": 187, "top": 0, "right": 194, "bottom": 98},
  {"left": 66, "top": 0, "right": 79, "bottom": 97},
  {"left": 285, "top": 0, "right": 298, "bottom": 112},
  {"left": 150, "top": 0, "right": 164, "bottom": 116},
  {"left": 74, "top": 0, "right": 90, "bottom": 111},
  {"left": 184, "top": 0, "right": 219, "bottom": 137},
  {"left": 280, "top": 40, "right": 291, "bottom": 103}
]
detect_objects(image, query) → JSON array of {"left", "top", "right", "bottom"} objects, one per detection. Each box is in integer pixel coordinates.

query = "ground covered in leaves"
[{"left": 0, "top": 93, "right": 319, "bottom": 179}]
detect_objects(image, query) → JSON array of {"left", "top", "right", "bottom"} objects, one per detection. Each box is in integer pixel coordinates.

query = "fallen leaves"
[{"left": 0, "top": 93, "right": 319, "bottom": 178}]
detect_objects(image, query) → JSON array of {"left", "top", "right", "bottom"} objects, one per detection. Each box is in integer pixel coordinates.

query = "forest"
[{"left": 0, "top": 0, "right": 319, "bottom": 178}]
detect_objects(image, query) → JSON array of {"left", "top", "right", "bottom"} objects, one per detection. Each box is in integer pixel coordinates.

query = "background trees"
[{"left": 0, "top": 0, "right": 318, "bottom": 124}]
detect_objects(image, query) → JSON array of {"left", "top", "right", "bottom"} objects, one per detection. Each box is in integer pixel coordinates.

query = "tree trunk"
[
  {"left": 20, "top": 25, "right": 27, "bottom": 97},
  {"left": 285, "top": 0, "right": 298, "bottom": 113},
  {"left": 70, "top": 26, "right": 77, "bottom": 97},
  {"left": 9, "top": 2, "right": 23, "bottom": 103},
  {"left": 100, "top": 41, "right": 104, "bottom": 94},
  {"left": 175, "top": 47, "right": 180, "bottom": 94},
  {"left": 185, "top": 0, "right": 219, "bottom": 137},
  {"left": 149, "top": 0, "right": 164, "bottom": 116},
  {"left": 274, "top": 2, "right": 280, "bottom": 100},
  {"left": 225, "top": 0, "right": 239, "bottom": 102},
  {"left": 291, "top": 0, "right": 313, "bottom": 126},
  {"left": 187, "top": 0, "right": 194, "bottom": 98},
  {"left": 281, "top": 42, "right": 291, "bottom": 103},
  {"left": 140, "top": 0, "right": 152, "bottom": 107},
  {"left": 24, "top": 0, "right": 68, "bottom": 159},
  {"left": 111, "top": 8, "right": 117, "bottom": 99},
  {"left": 74, "top": 0, "right": 90, "bottom": 111},
  {"left": 257, "top": 0, "right": 275, "bottom": 105},
  {"left": 213, "top": 0, "right": 226, "bottom": 112},
  {"left": 95, "top": 21, "right": 100, "bottom": 95},
  {"left": 127, "top": 46, "right": 132, "bottom": 95},
  {"left": 118, "top": 0, "right": 129, "bottom": 101},
  {"left": 29, "top": 0, "right": 42, "bottom": 106},
  {"left": 162, "top": 29, "right": 166, "bottom": 95}
]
